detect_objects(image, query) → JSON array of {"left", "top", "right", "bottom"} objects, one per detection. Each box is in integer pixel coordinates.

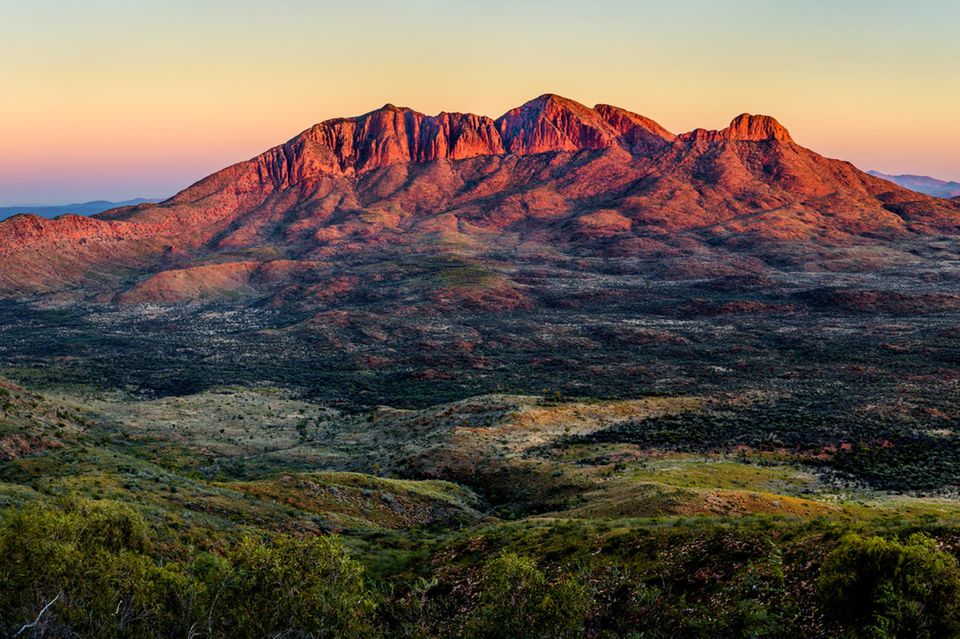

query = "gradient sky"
[{"left": 1, "top": 0, "right": 958, "bottom": 205}]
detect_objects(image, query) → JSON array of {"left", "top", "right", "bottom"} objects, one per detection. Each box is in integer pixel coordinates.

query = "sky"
[{"left": 1, "top": 0, "right": 958, "bottom": 205}]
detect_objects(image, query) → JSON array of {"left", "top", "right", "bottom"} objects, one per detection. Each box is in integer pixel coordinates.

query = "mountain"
[
  {"left": 867, "top": 171, "right": 960, "bottom": 198},
  {"left": 1, "top": 94, "right": 958, "bottom": 300},
  {"left": 0, "top": 198, "right": 161, "bottom": 221}
]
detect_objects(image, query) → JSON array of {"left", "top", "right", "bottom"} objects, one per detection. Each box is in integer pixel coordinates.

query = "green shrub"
[
  {"left": 0, "top": 500, "right": 203, "bottom": 638},
  {"left": 212, "top": 533, "right": 377, "bottom": 639},
  {"left": 0, "top": 500, "right": 376, "bottom": 639},
  {"left": 466, "top": 553, "right": 591, "bottom": 639},
  {"left": 819, "top": 533, "right": 960, "bottom": 639}
]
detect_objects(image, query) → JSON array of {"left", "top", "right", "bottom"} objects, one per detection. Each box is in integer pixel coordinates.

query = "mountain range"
[
  {"left": 1, "top": 94, "right": 957, "bottom": 305},
  {"left": 867, "top": 171, "right": 960, "bottom": 199},
  {"left": 0, "top": 198, "right": 160, "bottom": 221}
]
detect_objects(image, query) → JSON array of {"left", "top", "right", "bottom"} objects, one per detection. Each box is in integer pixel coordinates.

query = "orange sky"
[{"left": 1, "top": 0, "right": 958, "bottom": 204}]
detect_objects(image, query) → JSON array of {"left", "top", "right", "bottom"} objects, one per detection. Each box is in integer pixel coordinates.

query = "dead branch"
[{"left": 13, "top": 592, "right": 61, "bottom": 638}]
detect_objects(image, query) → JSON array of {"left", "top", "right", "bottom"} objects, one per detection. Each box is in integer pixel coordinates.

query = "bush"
[
  {"left": 466, "top": 553, "right": 591, "bottom": 639},
  {"left": 819, "top": 533, "right": 960, "bottom": 639},
  {"left": 0, "top": 500, "right": 377, "bottom": 639},
  {"left": 0, "top": 500, "right": 202, "bottom": 638},
  {"left": 212, "top": 533, "right": 378, "bottom": 639}
]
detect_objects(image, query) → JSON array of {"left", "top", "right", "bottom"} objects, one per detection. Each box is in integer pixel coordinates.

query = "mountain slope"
[{"left": 1, "top": 94, "right": 958, "bottom": 302}]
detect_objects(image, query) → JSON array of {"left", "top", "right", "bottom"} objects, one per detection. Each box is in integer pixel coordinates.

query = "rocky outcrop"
[
  {"left": 722, "top": 114, "right": 793, "bottom": 142},
  {"left": 679, "top": 114, "right": 793, "bottom": 144}
]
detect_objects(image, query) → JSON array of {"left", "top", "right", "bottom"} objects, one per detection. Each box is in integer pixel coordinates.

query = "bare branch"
[{"left": 13, "top": 592, "right": 61, "bottom": 638}]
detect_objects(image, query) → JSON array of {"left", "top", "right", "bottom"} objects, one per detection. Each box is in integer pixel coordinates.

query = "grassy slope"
[
  {"left": 4, "top": 376, "right": 960, "bottom": 635},
  {"left": 6, "top": 379, "right": 960, "bottom": 534}
]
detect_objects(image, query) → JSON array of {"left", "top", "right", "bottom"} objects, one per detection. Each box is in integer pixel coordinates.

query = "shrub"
[
  {"left": 466, "top": 552, "right": 591, "bottom": 639},
  {"left": 0, "top": 500, "right": 203, "bottom": 638},
  {"left": 819, "top": 533, "right": 960, "bottom": 639},
  {"left": 212, "top": 533, "right": 377, "bottom": 639},
  {"left": 0, "top": 501, "right": 376, "bottom": 639}
]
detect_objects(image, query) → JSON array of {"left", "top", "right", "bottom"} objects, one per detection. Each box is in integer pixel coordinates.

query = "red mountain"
[{"left": 1, "top": 94, "right": 957, "bottom": 301}]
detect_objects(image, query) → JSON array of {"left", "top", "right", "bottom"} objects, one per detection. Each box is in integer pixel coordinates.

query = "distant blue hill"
[
  {"left": 867, "top": 171, "right": 960, "bottom": 199},
  {"left": 0, "top": 198, "right": 161, "bottom": 221}
]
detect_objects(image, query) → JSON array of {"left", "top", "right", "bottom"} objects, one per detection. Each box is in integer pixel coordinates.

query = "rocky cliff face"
[
  {"left": 239, "top": 93, "right": 675, "bottom": 187},
  {"left": 2, "top": 94, "right": 958, "bottom": 302}
]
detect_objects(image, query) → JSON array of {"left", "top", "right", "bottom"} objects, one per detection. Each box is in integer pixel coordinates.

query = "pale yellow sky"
[{"left": 1, "top": 0, "right": 958, "bottom": 203}]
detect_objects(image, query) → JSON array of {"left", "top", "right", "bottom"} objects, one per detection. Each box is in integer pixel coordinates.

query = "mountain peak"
[
  {"left": 494, "top": 94, "right": 621, "bottom": 155},
  {"left": 525, "top": 93, "right": 588, "bottom": 110},
  {"left": 679, "top": 113, "right": 793, "bottom": 144},
  {"left": 723, "top": 113, "right": 793, "bottom": 142},
  {"left": 373, "top": 103, "right": 410, "bottom": 113},
  {"left": 593, "top": 104, "right": 676, "bottom": 142}
]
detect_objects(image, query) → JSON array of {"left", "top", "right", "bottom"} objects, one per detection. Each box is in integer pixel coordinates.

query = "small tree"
[
  {"left": 819, "top": 533, "right": 960, "bottom": 639},
  {"left": 466, "top": 553, "right": 591, "bottom": 639}
]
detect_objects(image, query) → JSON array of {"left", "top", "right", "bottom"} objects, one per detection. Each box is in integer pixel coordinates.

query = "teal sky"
[{"left": 1, "top": 0, "right": 958, "bottom": 204}]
